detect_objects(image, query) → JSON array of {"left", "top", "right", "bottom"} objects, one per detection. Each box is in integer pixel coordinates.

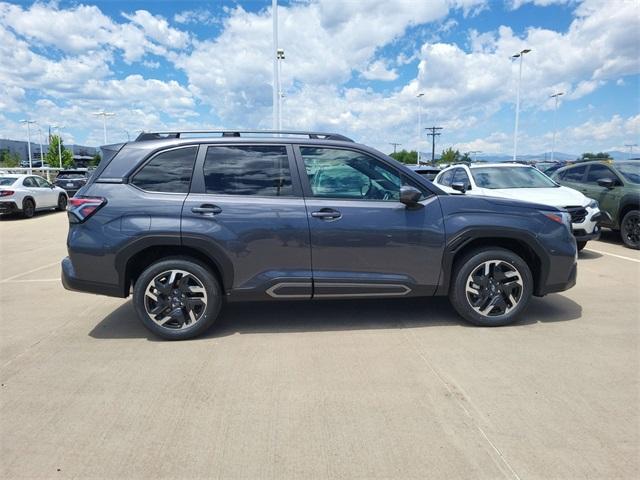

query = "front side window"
[
  {"left": 203, "top": 145, "right": 293, "bottom": 196},
  {"left": 132, "top": 147, "right": 197, "bottom": 193},
  {"left": 34, "top": 176, "right": 51, "bottom": 188},
  {"left": 562, "top": 165, "right": 587, "bottom": 182},
  {"left": 586, "top": 164, "right": 619, "bottom": 184},
  {"left": 300, "top": 147, "right": 421, "bottom": 201},
  {"left": 471, "top": 167, "right": 557, "bottom": 189},
  {"left": 452, "top": 168, "right": 471, "bottom": 188}
]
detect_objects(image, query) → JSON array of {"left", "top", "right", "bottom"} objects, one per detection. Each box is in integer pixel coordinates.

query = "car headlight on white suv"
[{"left": 587, "top": 198, "right": 599, "bottom": 209}]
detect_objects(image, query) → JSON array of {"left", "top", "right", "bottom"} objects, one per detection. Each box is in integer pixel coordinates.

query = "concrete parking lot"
[{"left": 1, "top": 211, "right": 639, "bottom": 479}]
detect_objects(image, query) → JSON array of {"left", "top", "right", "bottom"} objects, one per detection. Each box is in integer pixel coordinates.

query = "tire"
[
  {"left": 620, "top": 210, "right": 640, "bottom": 249},
  {"left": 449, "top": 248, "right": 533, "bottom": 327},
  {"left": 576, "top": 241, "right": 587, "bottom": 251},
  {"left": 133, "top": 258, "right": 222, "bottom": 340},
  {"left": 56, "top": 194, "right": 67, "bottom": 211},
  {"left": 22, "top": 198, "right": 35, "bottom": 218}
]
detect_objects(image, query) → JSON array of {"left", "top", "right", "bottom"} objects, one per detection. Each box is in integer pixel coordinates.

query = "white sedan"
[
  {"left": 434, "top": 163, "right": 603, "bottom": 250},
  {"left": 0, "top": 174, "right": 68, "bottom": 218}
]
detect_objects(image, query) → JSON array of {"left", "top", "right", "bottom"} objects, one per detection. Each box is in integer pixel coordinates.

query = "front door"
[
  {"left": 295, "top": 146, "right": 445, "bottom": 298},
  {"left": 581, "top": 163, "right": 623, "bottom": 226},
  {"left": 182, "top": 144, "right": 312, "bottom": 300}
]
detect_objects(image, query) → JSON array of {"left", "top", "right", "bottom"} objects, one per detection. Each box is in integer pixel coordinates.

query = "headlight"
[
  {"left": 587, "top": 198, "right": 598, "bottom": 209},
  {"left": 543, "top": 210, "right": 572, "bottom": 230}
]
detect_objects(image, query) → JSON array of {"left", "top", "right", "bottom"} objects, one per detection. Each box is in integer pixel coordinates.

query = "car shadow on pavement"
[
  {"left": 595, "top": 229, "right": 624, "bottom": 247},
  {"left": 578, "top": 250, "right": 603, "bottom": 260},
  {"left": 0, "top": 210, "right": 61, "bottom": 221},
  {"left": 89, "top": 294, "right": 582, "bottom": 342}
]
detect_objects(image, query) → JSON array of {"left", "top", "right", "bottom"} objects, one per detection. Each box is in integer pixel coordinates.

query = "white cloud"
[
  {"left": 361, "top": 61, "right": 399, "bottom": 81},
  {"left": 122, "top": 10, "right": 189, "bottom": 49},
  {"left": 174, "top": 9, "right": 220, "bottom": 26}
]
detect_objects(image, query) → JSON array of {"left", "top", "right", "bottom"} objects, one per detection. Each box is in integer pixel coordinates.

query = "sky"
[{"left": 0, "top": 0, "right": 638, "bottom": 156}]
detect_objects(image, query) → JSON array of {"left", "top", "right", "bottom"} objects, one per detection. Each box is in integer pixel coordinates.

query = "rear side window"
[
  {"left": 203, "top": 145, "right": 292, "bottom": 196},
  {"left": 132, "top": 147, "right": 197, "bottom": 193},
  {"left": 562, "top": 165, "right": 587, "bottom": 182}
]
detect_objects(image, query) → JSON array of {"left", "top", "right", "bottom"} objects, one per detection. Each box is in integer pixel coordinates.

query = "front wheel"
[
  {"left": 449, "top": 248, "right": 533, "bottom": 327},
  {"left": 133, "top": 258, "right": 222, "bottom": 340},
  {"left": 620, "top": 210, "right": 640, "bottom": 249}
]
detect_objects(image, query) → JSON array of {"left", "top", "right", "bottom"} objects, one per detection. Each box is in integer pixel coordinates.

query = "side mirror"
[
  {"left": 399, "top": 186, "right": 422, "bottom": 207},
  {"left": 597, "top": 178, "right": 616, "bottom": 189},
  {"left": 451, "top": 182, "right": 467, "bottom": 193}
]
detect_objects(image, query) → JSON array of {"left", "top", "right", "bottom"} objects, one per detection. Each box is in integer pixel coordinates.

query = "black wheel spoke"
[{"left": 466, "top": 260, "right": 524, "bottom": 317}]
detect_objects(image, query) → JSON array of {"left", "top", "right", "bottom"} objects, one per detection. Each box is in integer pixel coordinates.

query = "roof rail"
[{"left": 134, "top": 130, "right": 354, "bottom": 143}]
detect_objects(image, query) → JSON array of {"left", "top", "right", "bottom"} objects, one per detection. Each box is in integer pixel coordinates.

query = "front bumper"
[
  {"left": 570, "top": 205, "right": 602, "bottom": 242},
  {"left": 0, "top": 201, "right": 19, "bottom": 215}
]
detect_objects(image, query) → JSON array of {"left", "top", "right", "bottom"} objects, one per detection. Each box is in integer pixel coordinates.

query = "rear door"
[
  {"left": 295, "top": 145, "right": 445, "bottom": 297},
  {"left": 182, "top": 144, "right": 312, "bottom": 300}
]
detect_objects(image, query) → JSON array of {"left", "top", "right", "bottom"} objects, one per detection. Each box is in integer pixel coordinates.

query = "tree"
[
  {"left": 439, "top": 147, "right": 461, "bottom": 164},
  {"left": 578, "top": 152, "right": 612, "bottom": 162},
  {"left": 89, "top": 152, "right": 101, "bottom": 167},
  {"left": 45, "top": 135, "right": 74, "bottom": 168},
  {"left": 0, "top": 150, "right": 20, "bottom": 168},
  {"left": 389, "top": 149, "right": 418, "bottom": 164}
]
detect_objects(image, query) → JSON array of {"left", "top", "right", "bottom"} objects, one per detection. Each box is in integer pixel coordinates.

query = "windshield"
[
  {"left": 471, "top": 166, "right": 558, "bottom": 189},
  {"left": 0, "top": 177, "right": 18, "bottom": 186},
  {"left": 615, "top": 162, "right": 640, "bottom": 184}
]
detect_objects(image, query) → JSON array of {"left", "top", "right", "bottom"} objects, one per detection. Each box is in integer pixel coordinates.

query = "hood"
[{"left": 480, "top": 186, "right": 588, "bottom": 208}]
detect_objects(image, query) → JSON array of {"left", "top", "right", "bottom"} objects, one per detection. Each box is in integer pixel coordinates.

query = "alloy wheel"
[
  {"left": 144, "top": 269, "right": 208, "bottom": 330},
  {"left": 465, "top": 260, "right": 524, "bottom": 317},
  {"left": 622, "top": 213, "right": 640, "bottom": 247}
]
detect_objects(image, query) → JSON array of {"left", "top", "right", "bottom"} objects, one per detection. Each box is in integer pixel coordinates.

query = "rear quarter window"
[{"left": 131, "top": 147, "right": 197, "bottom": 193}]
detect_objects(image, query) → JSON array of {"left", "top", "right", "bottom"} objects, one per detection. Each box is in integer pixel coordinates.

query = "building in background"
[{"left": 0, "top": 139, "right": 98, "bottom": 167}]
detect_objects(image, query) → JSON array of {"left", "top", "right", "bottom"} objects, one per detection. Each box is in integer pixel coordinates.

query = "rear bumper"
[
  {"left": 61, "top": 256, "right": 125, "bottom": 297},
  {"left": 0, "top": 201, "right": 19, "bottom": 214}
]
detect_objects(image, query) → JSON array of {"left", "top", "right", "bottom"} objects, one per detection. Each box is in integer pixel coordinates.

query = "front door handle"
[
  {"left": 192, "top": 204, "right": 222, "bottom": 215},
  {"left": 311, "top": 209, "right": 341, "bottom": 220}
]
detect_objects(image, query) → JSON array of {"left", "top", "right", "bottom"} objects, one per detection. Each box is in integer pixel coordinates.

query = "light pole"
[
  {"left": 124, "top": 130, "right": 131, "bottom": 141},
  {"left": 416, "top": 93, "right": 424, "bottom": 164},
  {"left": 20, "top": 119, "right": 36, "bottom": 173},
  {"left": 469, "top": 150, "right": 482, "bottom": 162},
  {"left": 512, "top": 48, "right": 531, "bottom": 162},
  {"left": 35, "top": 125, "right": 47, "bottom": 179},
  {"left": 550, "top": 91, "right": 564, "bottom": 162},
  {"left": 624, "top": 144, "right": 638, "bottom": 158},
  {"left": 272, "top": 0, "right": 279, "bottom": 131},
  {"left": 52, "top": 125, "right": 65, "bottom": 169},
  {"left": 92, "top": 110, "right": 115, "bottom": 144},
  {"left": 276, "top": 48, "right": 285, "bottom": 130}
]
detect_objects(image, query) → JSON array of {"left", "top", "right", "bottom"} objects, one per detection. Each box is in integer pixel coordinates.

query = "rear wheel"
[
  {"left": 133, "top": 258, "right": 222, "bottom": 340},
  {"left": 56, "top": 194, "right": 67, "bottom": 211},
  {"left": 449, "top": 248, "right": 533, "bottom": 327},
  {"left": 577, "top": 241, "right": 587, "bottom": 251},
  {"left": 22, "top": 198, "right": 35, "bottom": 218},
  {"left": 620, "top": 210, "right": 640, "bottom": 249}
]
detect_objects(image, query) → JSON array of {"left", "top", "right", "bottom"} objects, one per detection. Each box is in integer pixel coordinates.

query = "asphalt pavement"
[{"left": 1, "top": 211, "right": 639, "bottom": 479}]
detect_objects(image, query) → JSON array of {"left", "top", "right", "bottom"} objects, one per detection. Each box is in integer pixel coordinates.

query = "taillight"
[
  {"left": 0, "top": 190, "right": 14, "bottom": 197},
  {"left": 67, "top": 196, "right": 106, "bottom": 223}
]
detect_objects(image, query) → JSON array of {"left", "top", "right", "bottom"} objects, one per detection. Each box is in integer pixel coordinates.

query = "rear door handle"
[
  {"left": 191, "top": 204, "right": 222, "bottom": 215},
  {"left": 311, "top": 209, "right": 341, "bottom": 220}
]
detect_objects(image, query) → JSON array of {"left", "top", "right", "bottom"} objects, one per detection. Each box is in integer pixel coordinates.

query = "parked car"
[
  {"left": 61, "top": 130, "right": 577, "bottom": 340},
  {"left": 551, "top": 161, "right": 640, "bottom": 249},
  {"left": 407, "top": 165, "right": 441, "bottom": 181},
  {"left": 0, "top": 174, "right": 68, "bottom": 218},
  {"left": 19, "top": 160, "right": 49, "bottom": 168},
  {"left": 434, "top": 163, "right": 603, "bottom": 251},
  {"left": 54, "top": 169, "right": 91, "bottom": 197}
]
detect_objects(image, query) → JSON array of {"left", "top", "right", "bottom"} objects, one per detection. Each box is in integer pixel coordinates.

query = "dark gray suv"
[{"left": 62, "top": 130, "right": 577, "bottom": 340}]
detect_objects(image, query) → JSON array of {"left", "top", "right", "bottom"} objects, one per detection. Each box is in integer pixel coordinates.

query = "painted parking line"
[
  {"left": 2, "top": 278, "right": 60, "bottom": 283},
  {"left": 584, "top": 249, "right": 640, "bottom": 263},
  {"left": 0, "top": 261, "right": 60, "bottom": 282}
]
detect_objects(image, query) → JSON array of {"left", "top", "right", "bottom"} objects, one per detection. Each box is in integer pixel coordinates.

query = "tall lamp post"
[
  {"left": 550, "top": 91, "right": 564, "bottom": 162},
  {"left": 512, "top": 48, "right": 531, "bottom": 162},
  {"left": 20, "top": 119, "right": 37, "bottom": 173},
  {"left": 272, "top": 0, "right": 279, "bottom": 131},
  {"left": 416, "top": 93, "right": 424, "bottom": 164},
  {"left": 92, "top": 110, "right": 115, "bottom": 144},
  {"left": 469, "top": 150, "right": 482, "bottom": 162},
  {"left": 624, "top": 143, "right": 638, "bottom": 158},
  {"left": 276, "top": 48, "right": 285, "bottom": 130}
]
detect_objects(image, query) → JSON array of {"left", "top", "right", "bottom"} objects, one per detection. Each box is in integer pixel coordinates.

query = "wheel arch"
[
  {"left": 618, "top": 195, "right": 640, "bottom": 224},
  {"left": 438, "top": 229, "right": 547, "bottom": 296}
]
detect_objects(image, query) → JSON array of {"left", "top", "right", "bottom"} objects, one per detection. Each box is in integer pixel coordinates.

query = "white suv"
[{"left": 434, "top": 163, "right": 602, "bottom": 250}]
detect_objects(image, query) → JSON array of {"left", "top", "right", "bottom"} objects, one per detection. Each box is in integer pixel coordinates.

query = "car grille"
[{"left": 565, "top": 206, "right": 587, "bottom": 224}]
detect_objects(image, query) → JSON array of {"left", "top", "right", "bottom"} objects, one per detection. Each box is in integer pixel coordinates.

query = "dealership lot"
[{"left": 1, "top": 212, "right": 639, "bottom": 479}]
